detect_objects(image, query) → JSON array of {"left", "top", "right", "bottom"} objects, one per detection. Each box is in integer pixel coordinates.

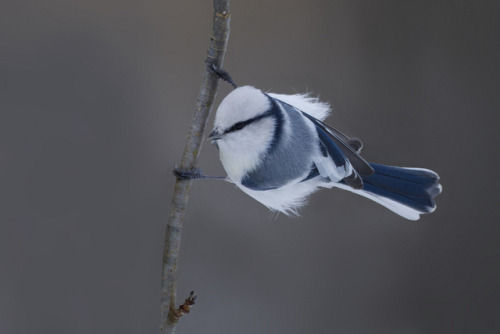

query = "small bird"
[{"left": 202, "top": 68, "right": 442, "bottom": 220}]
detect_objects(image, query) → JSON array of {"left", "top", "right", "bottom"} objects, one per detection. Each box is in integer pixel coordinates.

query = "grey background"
[{"left": 1, "top": 0, "right": 499, "bottom": 333}]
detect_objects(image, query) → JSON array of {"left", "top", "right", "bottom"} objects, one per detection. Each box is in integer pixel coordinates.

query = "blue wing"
[{"left": 273, "top": 97, "right": 373, "bottom": 189}]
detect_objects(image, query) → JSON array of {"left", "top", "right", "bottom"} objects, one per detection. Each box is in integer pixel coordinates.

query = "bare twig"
[{"left": 159, "top": 1, "right": 230, "bottom": 334}]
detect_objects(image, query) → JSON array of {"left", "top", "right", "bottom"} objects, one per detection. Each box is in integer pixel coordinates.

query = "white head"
[{"left": 210, "top": 86, "right": 277, "bottom": 182}]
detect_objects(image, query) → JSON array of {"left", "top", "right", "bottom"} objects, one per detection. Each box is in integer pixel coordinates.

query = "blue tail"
[{"left": 355, "top": 163, "right": 441, "bottom": 220}]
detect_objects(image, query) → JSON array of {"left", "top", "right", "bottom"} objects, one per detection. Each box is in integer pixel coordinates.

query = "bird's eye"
[
  {"left": 233, "top": 122, "right": 245, "bottom": 130},
  {"left": 227, "top": 122, "right": 246, "bottom": 133}
]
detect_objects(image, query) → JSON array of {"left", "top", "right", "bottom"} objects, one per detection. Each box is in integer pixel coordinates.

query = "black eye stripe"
[{"left": 224, "top": 110, "right": 273, "bottom": 134}]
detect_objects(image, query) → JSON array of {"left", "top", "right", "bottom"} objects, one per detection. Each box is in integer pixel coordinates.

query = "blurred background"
[{"left": 1, "top": 0, "right": 499, "bottom": 333}]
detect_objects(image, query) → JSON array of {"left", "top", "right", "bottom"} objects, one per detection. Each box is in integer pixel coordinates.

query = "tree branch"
[{"left": 159, "top": 1, "right": 230, "bottom": 333}]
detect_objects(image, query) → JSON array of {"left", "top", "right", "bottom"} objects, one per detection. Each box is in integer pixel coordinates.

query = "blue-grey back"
[{"left": 241, "top": 98, "right": 316, "bottom": 190}]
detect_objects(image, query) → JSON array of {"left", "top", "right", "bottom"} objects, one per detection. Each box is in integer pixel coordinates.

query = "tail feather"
[
  {"left": 362, "top": 182, "right": 436, "bottom": 213},
  {"left": 334, "top": 163, "right": 442, "bottom": 220}
]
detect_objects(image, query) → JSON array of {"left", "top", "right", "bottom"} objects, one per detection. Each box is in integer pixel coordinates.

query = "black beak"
[{"left": 208, "top": 129, "right": 223, "bottom": 141}]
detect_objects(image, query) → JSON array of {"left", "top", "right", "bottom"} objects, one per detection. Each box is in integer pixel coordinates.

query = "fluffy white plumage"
[
  {"left": 214, "top": 87, "right": 277, "bottom": 182},
  {"left": 267, "top": 92, "right": 331, "bottom": 121}
]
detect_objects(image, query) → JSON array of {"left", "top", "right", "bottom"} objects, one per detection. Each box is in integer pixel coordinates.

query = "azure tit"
[{"left": 204, "top": 67, "right": 442, "bottom": 220}]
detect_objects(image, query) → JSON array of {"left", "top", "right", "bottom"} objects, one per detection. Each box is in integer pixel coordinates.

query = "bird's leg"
[
  {"left": 173, "top": 166, "right": 226, "bottom": 180},
  {"left": 206, "top": 60, "right": 238, "bottom": 89}
]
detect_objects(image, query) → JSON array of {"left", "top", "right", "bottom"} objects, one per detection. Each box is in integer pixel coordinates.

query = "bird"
[{"left": 204, "top": 81, "right": 442, "bottom": 220}]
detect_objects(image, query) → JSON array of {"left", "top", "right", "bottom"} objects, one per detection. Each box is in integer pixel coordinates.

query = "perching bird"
[{"left": 202, "top": 78, "right": 442, "bottom": 220}]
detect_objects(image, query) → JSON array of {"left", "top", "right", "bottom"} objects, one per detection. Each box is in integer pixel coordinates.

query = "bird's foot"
[
  {"left": 173, "top": 166, "right": 225, "bottom": 180},
  {"left": 206, "top": 60, "right": 238, "bottom": 88}
]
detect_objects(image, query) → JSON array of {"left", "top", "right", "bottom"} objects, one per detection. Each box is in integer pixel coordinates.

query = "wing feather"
[{"left": 300, "top": 111, "right": 374, "bottom": 177}]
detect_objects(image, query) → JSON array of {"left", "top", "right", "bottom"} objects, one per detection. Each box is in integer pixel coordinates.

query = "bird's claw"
[{"left": 206, "top": 60, "right": 238, "bottom": 88}]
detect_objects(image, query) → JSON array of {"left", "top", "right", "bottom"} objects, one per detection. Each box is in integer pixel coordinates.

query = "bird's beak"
[{"left": 208, "top": 129, "right": 223, "bottom": 141}]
